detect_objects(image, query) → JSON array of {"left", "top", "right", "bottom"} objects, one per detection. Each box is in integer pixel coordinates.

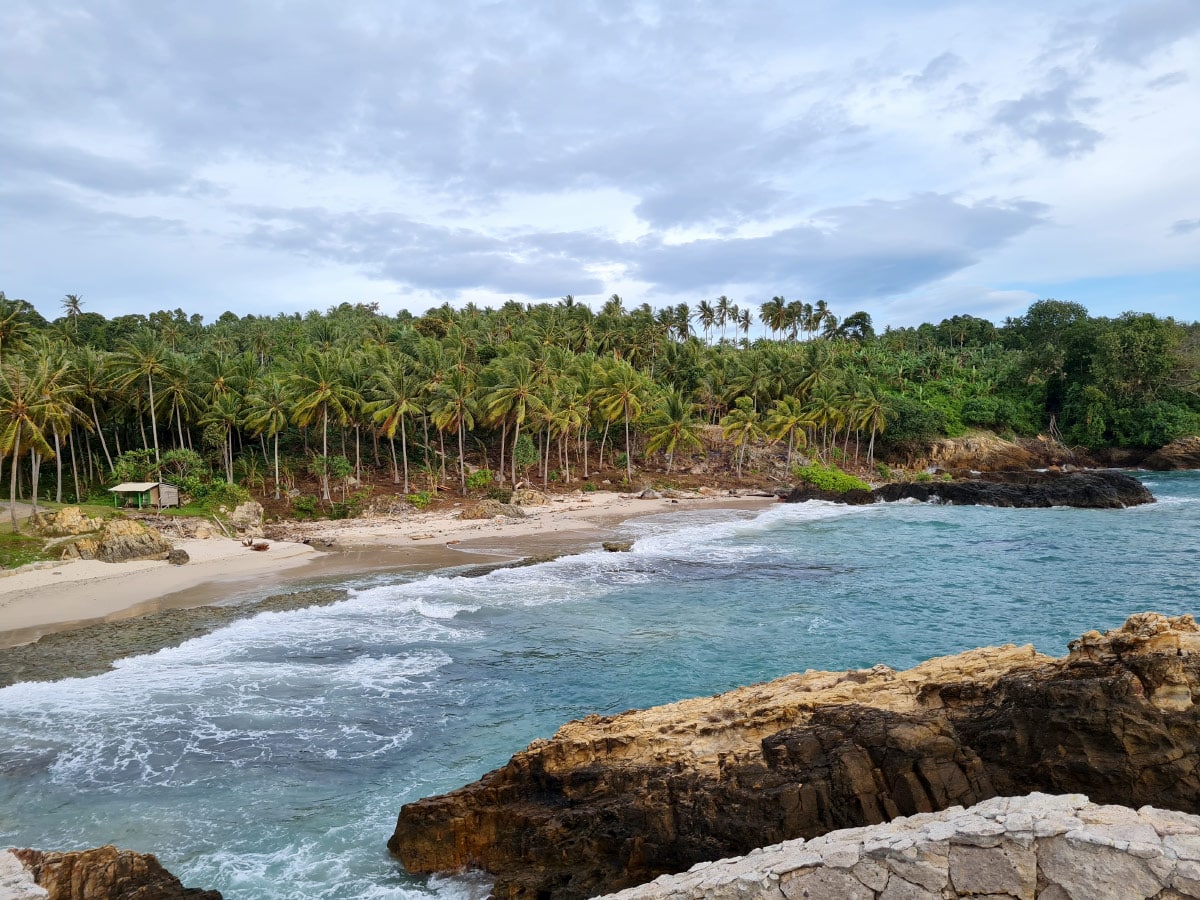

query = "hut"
[{"left": 109, "top": 482, "right": 181, "bottom": 509}]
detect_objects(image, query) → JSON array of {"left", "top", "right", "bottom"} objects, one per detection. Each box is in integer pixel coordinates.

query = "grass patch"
[
  {"left": 0, "top": 530, "right": 54, "bottom": 569},
  {"left": 793, "top": 462, "right": 872, "bottom": 493}
]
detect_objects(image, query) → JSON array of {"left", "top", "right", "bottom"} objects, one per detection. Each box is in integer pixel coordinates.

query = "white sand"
[{"left": 0, "top": 489, "right": 772, "bottom": 644}]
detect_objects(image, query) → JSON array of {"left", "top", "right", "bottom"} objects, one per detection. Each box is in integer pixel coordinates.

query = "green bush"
[
  {"left": 581, "top": 481, "right": 597, "bottom": 493},
  {"left": 874, "top": 462, "right": 893, "bottom": 480},
  {"left": 467, "top": 469, "right": 494, "bottom": 490},
  {"left": 913, "top": 472, "right": 933, "bottom": 483},
  {"left": 201, "top": 482, "right": 251, "bottom": 513},
  {"left": 408, "top": 490, "right": 433, "bottom": 510},
  {"left": 486, "top": 487, "right": 513, "bottom": 503},
  {"left": 291, "top": 496, "right": 319, "bottom": 519},
  {"left": 794, "top": 463, "right": 871, "bottom": 493}
]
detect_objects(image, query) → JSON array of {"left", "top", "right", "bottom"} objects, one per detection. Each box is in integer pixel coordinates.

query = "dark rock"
[
  {"left": 638, "top": 488, "right": 661, "bottom": 500},
  {"left": 11, "top": 845, "right": 222, "bottom": 899},
  {"left": 391, "top": 613, "right": 1200, "bottom": 899},
  {"left": 784, "top": 469, "right": 1153, "bottom": 509},
  {"left": 1142, "top": 436, "right": 1200, "bottom": 470},
  {"left": 602, "top": 541, "right": 634, "bottom": 552},
  {"left": 166, "top": 548, "right": 190, "bottom": 565}
]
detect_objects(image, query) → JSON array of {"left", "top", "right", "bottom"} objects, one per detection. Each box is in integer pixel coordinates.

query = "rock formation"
[
  {"left": 60, "top": 519, "right": 174, "bottom": 564},
  {"left": 511, "top": 488, "right": 550, "bottom": 506},
  {"left": 3, "top": 846, "right": 221, "bottom": 899},
  {"left": 598, "top": 794, "right": 1200, "bottom": 900},
  {"left": 1142, "top": 436, "right": 1200, "bottom": 471},
  {"left": 28, "top": 507, "right": 103, "bottom": 538},
  {"left": 226, "top": 501, "right": 265, "bottom": 538},
  {"left": 392, "top": 613, "right": 1200, "bottom": 899},
  {"left": 460, "top": 499, "right": 527, "bottom": 520},
  {"left": 783, "top": 469, "right": 1154, "bottom": 509}
]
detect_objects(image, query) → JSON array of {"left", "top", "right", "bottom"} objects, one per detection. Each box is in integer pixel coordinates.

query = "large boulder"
[
  {"left": 392, "top": 613, "right": 1200, "bottom": 899},
  {"left": 60, "top": 518, "right": 174, "bottom": 563},
  {"left": 1142, "top": 436, "right": 1200, "bottom": 470},
  {"left": 510, "top": 488, "right": 549, "bottom": 507},
  {"left": 7, "top": 846, "right": 221, "bottom": 899},
  {"left": 29, "top": 507, "right": 102, "bottom": 537},
  {"left": 227, "top": 501, "right": 265, "bottom": 538}
]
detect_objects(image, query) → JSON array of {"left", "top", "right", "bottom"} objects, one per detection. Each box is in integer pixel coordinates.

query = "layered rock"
[
  {"left": 599, "top": 794, "right": 1200, "bottom": 900},
  {"left": 4, "top": 846, "right": 221, "bottom": 899},
  {"left": 460, "top": 499, "right": 526, "bottom": 520},
  {"left": 60, "top": 519, "right": 174, "bottom": 563},
  {"left": 391, "top": 613, "right": 1200, "bottom": 899},
  {"left": 1142, "top": 437, "right": 1200, "bottom": 471},
  {"left": 28, "top": 507, "right": 103, "bottom": 538},
  {"left": 784, "top": 469, "right": 1154, "bottom": 509}
]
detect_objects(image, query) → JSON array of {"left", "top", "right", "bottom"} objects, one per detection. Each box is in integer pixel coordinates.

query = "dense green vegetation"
[{"left": 0, "top": 290, "right": 1196, "bottom": 528}]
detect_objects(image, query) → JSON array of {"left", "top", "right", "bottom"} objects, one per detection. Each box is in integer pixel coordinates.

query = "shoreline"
[{"left": 0, "top": 490, "right": 775, "bottom": 652}]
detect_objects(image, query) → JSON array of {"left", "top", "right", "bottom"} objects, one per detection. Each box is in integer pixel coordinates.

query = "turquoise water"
[{"left": 1, "top": 472, "right": 1198, "bottom": 898}]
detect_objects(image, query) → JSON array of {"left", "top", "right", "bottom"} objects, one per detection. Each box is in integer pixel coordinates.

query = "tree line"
[{"left": 1, "top": 290, "right": 1197, "bottom": 528}]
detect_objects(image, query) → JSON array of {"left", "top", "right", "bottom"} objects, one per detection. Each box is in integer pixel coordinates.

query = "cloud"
[
  {"left": 1095, "top": 0, "right": 1200, "bottom": 65},
  {"left": 911, "top": 52, "right": 965, "bottom": 87},
  {"left": 1147, "top": 70, "right": 1189, "bottom": 90},
  {"left": 1170, "top": 218, "right": 1200, "bottom": 236},
  {"left": 991, "top": 72, "right": 1103, "bottom": 159}
]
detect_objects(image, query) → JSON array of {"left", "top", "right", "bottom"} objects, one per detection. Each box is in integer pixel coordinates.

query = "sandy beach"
[{"left": 0, "top": 489, "right": 774, "bottom": 649}]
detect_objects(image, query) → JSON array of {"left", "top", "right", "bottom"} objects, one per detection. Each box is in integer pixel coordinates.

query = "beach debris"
[
  {"left": 410, "top": 534, "right": 435, "bottom": 541},
  {"left": 602, "top": 541, "right": 634, "bottom": 552}
]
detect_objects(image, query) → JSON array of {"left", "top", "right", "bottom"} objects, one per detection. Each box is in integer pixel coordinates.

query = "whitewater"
[{"left": 1, "top": 472, "right": 1197, "bottom": 899}]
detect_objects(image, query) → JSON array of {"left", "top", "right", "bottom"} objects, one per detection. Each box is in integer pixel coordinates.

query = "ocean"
[{"left": 1, "top": 471, "right": 1197, "bottom": 899}]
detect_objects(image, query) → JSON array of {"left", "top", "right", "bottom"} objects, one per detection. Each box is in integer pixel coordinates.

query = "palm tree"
[
  {"left": 244, "top": 374, "right": 291, "bottom": 499},
  {"left": 429, "top": 368, "right": 476, "bottom": 495},
  {"left": 368, "top": 359, "right": 423, "bottom": 492},
  {"left": 482, "top": 355, "right": 544, "bottom": 487},
  {"left": 765, "top": 396, "right": 812, "bottom": 469},
  {"left": 61, "top": 294, "right": 84, "bottom": 333},
  {"left": 289, "top": 350, "right": 357, "bottom": 500},
  {"left": 111, "top": 329, "right": 169, "bottom": 464},
  {"left": 643, "top": 388, "right": 704, "bottom": 473},
  {"left": 696, "top": 300, "right": 715, "bottom": 345},
  {"left": 715, "top": 296, "right": 732, "bottom": 343},
  {"left": 855, "top": 382, "right": 889, "bottom": 466},
  {"left": 0, "top": 360, "right": 53, "bottom": 532},
  {"left": 595, "top": 360, "right": 646, "bottom": 482},
  {"left": 0, "top": 294, "right": 31, "bottom": 364},
  {"left": 720, "top": 396, "right": 762, "bottom": 478}
]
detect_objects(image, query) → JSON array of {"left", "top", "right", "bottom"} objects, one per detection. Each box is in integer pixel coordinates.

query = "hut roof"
[{"left": 109, "top": 482, "right": 164, "bottom": 492}]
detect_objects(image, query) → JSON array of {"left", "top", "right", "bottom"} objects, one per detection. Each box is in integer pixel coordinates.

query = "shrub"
[
  {"left": 202, "top": 482, "right": 251, "bottom": 513},
  {"left": 486, "top": 487, "right": 513, "bottom": 503},
  {"left": 794, "top": 463, "right": 871, "bottom": 493},
  {"left": 408, "top": 490, "right": 433, "bottom": 510},
  {"left": 466, "top": 469, "right": 494, "bottom": 490},
  {"left": 874, "top": 462, "right": 893, "bottom": 481},
  {"left": 291, "top": 496, "right": 319, "bottom": 519},
  {"left": 581, "top": 481, "right": 597, "bottom": 493},
  {"left": 913, "top": 472, "right": 933, "bottom": 483}
]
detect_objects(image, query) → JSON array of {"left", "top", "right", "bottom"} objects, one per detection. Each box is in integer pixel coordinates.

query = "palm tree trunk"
[
  {"left": 400, "top": 418, "right": 410, "bottom": 494},
  {"left": 543, "top": 426, "right": 551, "bottom": 488},
  {"left": 510, "top": 420, "right": 521, "bottom": 487},
  {"left": 457, "top": 421, "right": 466, "bottom": 495},
  {"left": 498, "top": 421, "right": 507, "bottom": 486},
  {"left": 624, "top": 411, "right": 632, "bottom": 481},
  {"left": 274, "top": 433, "right": 281, "bottom": 500},
  {"left": 147, "top": 375, "right": 160, "bottom": 464},
  {"left": 54, "top": 430, "right": 63, "bottom": 503},
  {"left": 30, "top": 449, "right": 40, "bottom": 512},
  {"left": 69, "top": 430, "right": 81, "bottom": 503},
  {"left": 389, "top": 436, "right": 400, "bottom": 484},
  {"left": 9, "top": 423, "right": 21, "bottom": 533},
  {"left": 91, "top": 399, "right": 114, "bottom": 472},
  {"left": 321, "top": 408, "right": 330, "bottom": 500},
  {"left": 176, "top": 404, "right": 186, "bottom": 450}
]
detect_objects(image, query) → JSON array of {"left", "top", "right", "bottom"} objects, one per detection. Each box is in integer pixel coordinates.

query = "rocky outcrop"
[
  {"left": 60, "top": 519, "right": 174, "bottom": 563},
  {"left": 5, "top": 846, "right": 221, "bottom": 899},
  {"left": 226, "top": 501, "right": 264, "bottom": 538},
  {"left": 784, "top": 469, "right": 1154, "bottom": 509},
  {"left": 460, "top": 499, "right": 527, "bottom": 520},
  {"left": 511, "top": 488, "right": 549, "bottom": 507},
  {"left": 29, "top": 507, "right": 103, "bottom": 538},
  {"left": 1142, "top": 436, "right": 1200, "bottom": 471},
  {"left": 599, "top": 794, "right": 1200, "bottom": 900},
  {"left": 391, "top": 613, "right": 1200, "bottom": 899}
]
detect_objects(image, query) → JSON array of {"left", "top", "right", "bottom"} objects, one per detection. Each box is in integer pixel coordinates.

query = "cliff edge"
[{"left": 391, "top": 613, "right": 1200, "bottom": 899}]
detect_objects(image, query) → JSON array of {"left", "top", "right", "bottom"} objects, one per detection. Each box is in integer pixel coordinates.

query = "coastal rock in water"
[
  {"left": 510, "top": 488, "right": 549, "bottom": 507},
  {"left": 1142, "top": 435, "right": 1200, "bottom": 471},
  {"left": 597, "top": 794, "right": 1200, "bottom": 900},
  {"left": 460, "top": 499, "right": 526, "bottom": 520},
  {"left": 785, "top": 469, "right": 1154, "bottom": 509},
  {"left": 391, "top": 613, "right": 1200, "bottom": 899},
  {"left": 8, "top": 845, "right": 221, "bottom": 899},
  {"left": 60, "top": 519, "right": 174, "bottom": 564},
  {"left": 603, "top": 541, "right": 634, "bottom": 552}
]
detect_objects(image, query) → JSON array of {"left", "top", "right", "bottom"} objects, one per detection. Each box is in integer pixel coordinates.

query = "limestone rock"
[
  {"left": 510, "top": 488, "right": 549, "bottom": 507},
  {"left": 29, "top": 507, "right": 102, "bottom": 537},
  {"left": 60, "top": 519, "right": 174, "bottom": 564},
  {"left": 1142, "top": 436, "right": 1200, "bottom": 471},
  {"left": 9, "top": 845, "right": 221, "bottom": 899},
  {"left": 460, "top": 499, "right": 526, "bottom": 520},
  {"left": 595, "top": 796, "right": 1200, "bottom": 900},
  {"left": 227, "top": 501, "right": 264, "bottom": 537},
  {"left": 392, "top": 614, "right": 1200, "bottom": 898}
]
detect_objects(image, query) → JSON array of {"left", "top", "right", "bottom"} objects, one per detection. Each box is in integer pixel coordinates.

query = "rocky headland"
[
  {"left": 391, "top": 613, "right": 1200, "bottom": 898},
  {"left": 598, "top": 794, "right": 1200, "bottom": 900},
  {"left": 1, "top": 846, "right": 220, "bottom": 899},
  {"left": 783, "top": 468, "right": 1154, "bottom": 509}
]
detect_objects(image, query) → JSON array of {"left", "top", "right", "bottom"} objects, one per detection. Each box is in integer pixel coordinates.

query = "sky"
[{"left": 1, "top": 0, "right": 1198, "bottom": 329}]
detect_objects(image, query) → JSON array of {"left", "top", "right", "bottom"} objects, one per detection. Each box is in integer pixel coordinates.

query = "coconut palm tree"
[
  {"left": 720, "top": 396, "right": 762, "bottom": 478},
  {"left": 367, "top": 359, "right": 423, "bottom": 492},
  {"left": 0, "top": 360, "right": 53, "bottom": 532},
  {"left": 595, "top": 359, "right": 647, "bottom": 482},
  {"left": 643, "top": 388, "right": 704, "bottom": 473},
  {"left": 429, "top": 367, "right": 477, "bottom": 495},
  {"left": 244, "top": 374, "right": 291, "bottom": 499},
  {"left": 765, "top": 396, "right": 813, "bottom": 469},
  {"left": 289, "top": 350, "right": 357, "bottom": 500},
  {"left": 111, "top": 329, "right": 169, "bottom": 464},
  {"left": 482, "top": 355, "right": 544, "bottom": 487}
]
